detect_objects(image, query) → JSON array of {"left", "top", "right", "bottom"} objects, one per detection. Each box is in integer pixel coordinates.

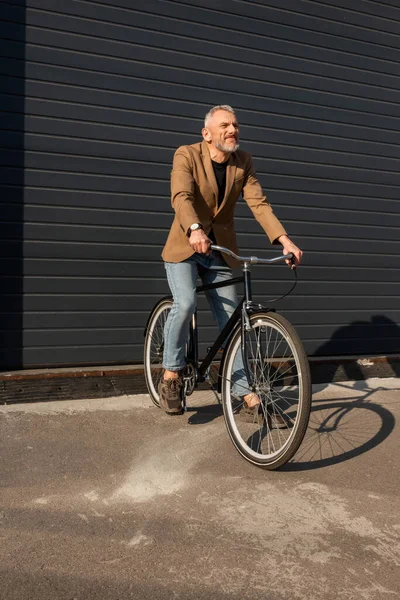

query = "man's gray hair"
[{"left": 204, "top": 105, "right": 236, "bottom": 127}]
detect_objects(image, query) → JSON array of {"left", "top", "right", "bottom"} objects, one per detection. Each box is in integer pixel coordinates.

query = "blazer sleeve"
[
  {"left": 242, "top": 156, "right": 287, "bottom": 244},
  {"left": 170, "top": 146, "right": 201, "bottom": 234}
]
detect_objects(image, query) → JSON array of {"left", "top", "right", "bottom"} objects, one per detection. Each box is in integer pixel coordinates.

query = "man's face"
[{"left": 203, "top": 110, "right": 240, "bottom": 153}]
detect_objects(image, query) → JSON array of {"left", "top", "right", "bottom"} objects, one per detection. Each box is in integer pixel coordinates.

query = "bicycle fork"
[{"left": 241, "top": 305, "right": 256, "bottom": 394}]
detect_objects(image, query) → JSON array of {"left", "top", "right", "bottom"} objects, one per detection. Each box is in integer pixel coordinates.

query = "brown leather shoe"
[
  {"left": 267, "top": 408, "right": 288, "bottom": 429},
  {"left": 240, "top": 403, "right": 288, "bottom": 429},
  {"left": 158, "top": 376, "right": 184, "bottom": 415},
  {"left": 240, "top": 402, "right": 264, "bottom": 423}
]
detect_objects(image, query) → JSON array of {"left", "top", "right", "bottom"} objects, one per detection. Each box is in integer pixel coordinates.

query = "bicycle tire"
[
  {"left": 221, "top": 311, "right": 311, "bottom": 470},
  {"left": 144, "top": 298, "right": 173, "bottom": 408}
]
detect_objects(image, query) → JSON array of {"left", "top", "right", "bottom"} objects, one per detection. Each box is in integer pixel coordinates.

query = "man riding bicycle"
[{"left": 159, "top": 105, "right": 302, "bottom": 418}]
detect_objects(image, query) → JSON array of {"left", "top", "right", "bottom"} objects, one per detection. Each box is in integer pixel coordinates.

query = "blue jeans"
[{"left": 163, "top": 251, "right": 249, "bottom": 396}]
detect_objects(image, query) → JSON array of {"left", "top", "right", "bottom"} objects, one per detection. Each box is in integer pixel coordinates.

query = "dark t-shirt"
[
  {"left": 212, "top": 158, "right": 229, "bottom": 207},
  {"left": 209, "top": 158, "right": 229, "bottom": 243}
]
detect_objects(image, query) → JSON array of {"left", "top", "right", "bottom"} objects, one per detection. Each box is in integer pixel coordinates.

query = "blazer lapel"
[{"left": 201, "top": 140, "right": 219, "bottom": 207}]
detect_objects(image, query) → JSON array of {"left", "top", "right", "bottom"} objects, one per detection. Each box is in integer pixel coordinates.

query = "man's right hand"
[{"left": 189, "top": 229, "right": 212, "bottom": 254}]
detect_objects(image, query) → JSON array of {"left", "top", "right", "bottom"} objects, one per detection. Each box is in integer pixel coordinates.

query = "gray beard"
[{"left": 215, "top": 140, "right": 240, "bottom": 153}]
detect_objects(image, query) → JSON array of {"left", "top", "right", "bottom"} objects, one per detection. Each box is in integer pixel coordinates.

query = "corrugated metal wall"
[{"left": 1, "top": 0, "right": 400, "bottom": 368}]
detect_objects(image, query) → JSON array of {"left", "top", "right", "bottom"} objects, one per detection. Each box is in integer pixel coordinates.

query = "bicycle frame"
[
  {"left": 144, "top": 244, "right": 292, "bottom": 402},
  {"left": 189, "top": 278, "right": 244, "bottom": 381},
  {"left": 188, "top": 262, "right": 267, "bottom": 394}
]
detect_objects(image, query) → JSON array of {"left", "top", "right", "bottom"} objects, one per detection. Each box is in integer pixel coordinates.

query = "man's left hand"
[{"left": 277, "top": 235, "right": 303, "bottom": 268}]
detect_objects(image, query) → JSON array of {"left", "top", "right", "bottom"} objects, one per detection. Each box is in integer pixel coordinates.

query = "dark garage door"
[{"left": 1, "top": 0, "right": 400, "bottom": 368}]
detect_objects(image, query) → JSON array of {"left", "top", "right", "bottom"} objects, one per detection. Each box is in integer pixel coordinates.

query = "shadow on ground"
[
  {"left": 184, "top": 379, "right": 397, "bottom": 471},
  {"left": 284, "top": 381, "right": 397, "bottom": 471}
]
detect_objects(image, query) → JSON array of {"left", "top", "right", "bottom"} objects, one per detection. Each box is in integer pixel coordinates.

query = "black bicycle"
[{"left": 144, "top": 245, "right": 311, "bottom": 470}]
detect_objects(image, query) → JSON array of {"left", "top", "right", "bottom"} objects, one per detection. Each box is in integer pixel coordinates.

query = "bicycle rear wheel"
[
  {"left": 144, "top": 298, "right": 173, "bottom": 407},
  {"left": 221, "top": 311, "right": 311, "bottom": 470}
]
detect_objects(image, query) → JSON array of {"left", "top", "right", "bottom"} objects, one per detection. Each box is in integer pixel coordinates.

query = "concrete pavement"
[{"left": 0, "top": 378, "right": 399, "bottom": 599}]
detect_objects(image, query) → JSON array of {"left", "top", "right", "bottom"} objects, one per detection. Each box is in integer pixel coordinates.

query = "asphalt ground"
[{"left": 0, "top": 378, "right": 399, "bottom": 600}]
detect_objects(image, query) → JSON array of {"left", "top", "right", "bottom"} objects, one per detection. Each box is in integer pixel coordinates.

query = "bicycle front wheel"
[
  {"left": 144, "top": 298, "right": 173, "bottom": 407},
  {"left": 221, "top": 311, "right": 311, "bottom": 470}
]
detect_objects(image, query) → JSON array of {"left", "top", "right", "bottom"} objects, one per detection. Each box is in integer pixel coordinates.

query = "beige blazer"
[{"left": 161, "top": 140, "right": 286, "bottom": 268}]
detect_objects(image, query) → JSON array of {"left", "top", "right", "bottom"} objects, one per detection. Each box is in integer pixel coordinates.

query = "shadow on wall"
[
  {"left": 0, "top": 2, "right": 25, "bottom": 369},
  {"left": 312, "top": 315, "right": 400, "bottom": 383}
]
